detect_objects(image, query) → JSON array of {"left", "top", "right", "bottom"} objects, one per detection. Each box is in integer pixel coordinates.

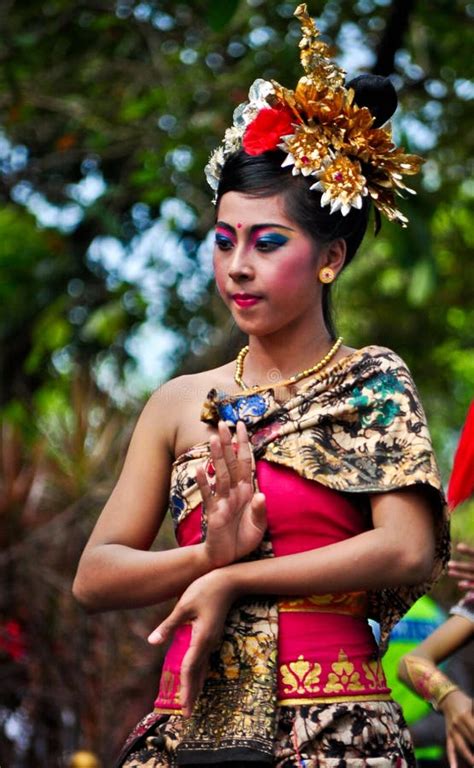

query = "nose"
[{"left": 227, "top": 245, "right": 255, "bottom": 282}]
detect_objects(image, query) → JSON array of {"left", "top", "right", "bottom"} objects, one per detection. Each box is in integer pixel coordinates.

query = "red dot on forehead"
[{"left": 237, "top": 222, "right": 242, "bottom": 228}]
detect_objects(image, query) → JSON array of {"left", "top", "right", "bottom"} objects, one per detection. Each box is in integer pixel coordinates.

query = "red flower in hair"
[{"left": 243, "top": 107, "right": 295, "bottom": 155}]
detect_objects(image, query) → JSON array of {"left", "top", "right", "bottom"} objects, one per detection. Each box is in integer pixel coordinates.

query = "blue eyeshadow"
[{"left": 257, "top": 234, "right": 289, "bottom": 245}]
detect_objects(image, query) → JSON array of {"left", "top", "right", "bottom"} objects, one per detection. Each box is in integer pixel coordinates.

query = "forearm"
[
  {"left": 399, "top": 654, "right": 460, "bottom": 712},
  {"left": 73, "top": 542, "right": 214, "bottom": 611},
  {"left": 224, "top": 527, "right": 433, "bottom": 599},
  {"left": 398, "top": 616, "right": 474, "bottom": 670}
]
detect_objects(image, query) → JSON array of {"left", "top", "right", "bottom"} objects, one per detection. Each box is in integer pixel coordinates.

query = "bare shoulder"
[
  {"left": 151, "top": 361, "right": 236, "bottom": 410},
  {"left": 151, "top": 361, "right": 238, "bottom": 459}
]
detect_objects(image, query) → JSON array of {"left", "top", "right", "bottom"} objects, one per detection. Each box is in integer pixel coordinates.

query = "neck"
[{"left": 243, "top": 328, "right": 335, "bottom": 387}]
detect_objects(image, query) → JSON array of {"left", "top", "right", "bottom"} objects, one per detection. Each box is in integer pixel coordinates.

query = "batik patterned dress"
[{"left": 118, "top": 346, "right": 449, "bottom": 768}]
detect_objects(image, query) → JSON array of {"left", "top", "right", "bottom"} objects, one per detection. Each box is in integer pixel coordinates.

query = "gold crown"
[{"left": 205, "top": 3, "right": 424, "bottom": 227}]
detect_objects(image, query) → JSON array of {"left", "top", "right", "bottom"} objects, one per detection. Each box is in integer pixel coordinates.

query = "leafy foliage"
[
  {"left": 0, "top": 375, "right": 174, "bottom": 765},
  {"left": 1, "top": 0, "right": 472, "bottom": 413}
]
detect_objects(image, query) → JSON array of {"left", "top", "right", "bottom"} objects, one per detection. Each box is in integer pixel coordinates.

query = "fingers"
[
  {"left": 147, "top": 621, "right": 170, "bottom": 645},
  {"left": 210, "top": 432, "right": 232, "bottom": 497},
  {"left": 196, "top": 463, "right": 214, "bottom": 508},
  {"left": 180, "top": 648, "right": 209, "bottom": 716},
  {"left": 454, "top": 710, "right": 474, "bottom": 751},
  {"left": 150, "top": 615, "right": 214, "bottom": 717},
  {"left": 250, "top": 492, "right": 267, "bottom": 531},
  {"left": 448, "top": 560, "right": 474, "bottom": 576},
  {"left": 448, "top": 548, "right": 474, "bottom": 589},
  {"left": 446, "top": 734, "right": 458, "bottom": 768},
  {"left": 207, "top": 421, "right": 252, "bottom": 497},
  {"left": 218, "top": 421, "right": 240, "bottom": 487},
  {"left": 447, "top": 700, "right": 474, "bottom": 768},
  {"left": 148, "top": 603, "right": 189, "bottom": 645},
  {"left": 179, "top": 624, "right": 217, "bottom": 716},
  {"left": 451, "top": 729, "right": 474, "bottom": 767},
  {"left": 236, "top": 420, "right": 253, "bottom": 483},
  {"left": 457, "top": 543, "right": 474, "bottom": 557},
  {"left": 449, "top": 542, "right": 474, "bottom": 574}
]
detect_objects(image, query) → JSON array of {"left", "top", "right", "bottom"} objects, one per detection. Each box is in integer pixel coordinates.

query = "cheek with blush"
[{"left": 269, "top": 250, "right": 319, "bottom": 300}]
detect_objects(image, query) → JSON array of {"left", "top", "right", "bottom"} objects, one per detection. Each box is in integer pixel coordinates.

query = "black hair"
[{"left": 216, "top": 74, "right": 398, "bottom": 338}]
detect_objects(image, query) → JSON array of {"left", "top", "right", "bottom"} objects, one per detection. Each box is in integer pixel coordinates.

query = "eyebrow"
[{"left": 216, "top": 221, "right": 296, "bottom": 235}]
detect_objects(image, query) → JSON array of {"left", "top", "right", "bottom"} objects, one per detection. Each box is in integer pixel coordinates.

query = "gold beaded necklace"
[{"left": 234, "top": 336, "right": 343, "bottom": 390}]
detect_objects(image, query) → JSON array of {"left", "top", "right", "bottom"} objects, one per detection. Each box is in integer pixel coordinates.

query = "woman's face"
[{"left": 213, "top": 191, "right": 326, "bottom": 339}]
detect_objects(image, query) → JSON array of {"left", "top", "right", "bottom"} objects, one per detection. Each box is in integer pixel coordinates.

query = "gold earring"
[{"left": 319, "top": 266, "right": 335, "bottom": 284}]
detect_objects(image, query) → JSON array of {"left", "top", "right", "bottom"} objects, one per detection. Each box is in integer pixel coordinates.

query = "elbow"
[
  {"left": 72, "top": 562, "right": 104, "bottom": 613},
  {"left": 72, "top": 572, "right": 95, "bottom": 612},
  {"left": 398, "top": 542, "right": 435, "bottom": 585}
]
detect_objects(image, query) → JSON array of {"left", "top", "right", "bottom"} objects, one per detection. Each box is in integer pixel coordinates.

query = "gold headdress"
[{"left": 205, "top": 3, "right": 424, "bottom": 227}]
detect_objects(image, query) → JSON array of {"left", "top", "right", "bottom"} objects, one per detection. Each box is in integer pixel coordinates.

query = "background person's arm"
[
  {"left": 398, "top": 615, "right": 474, "bottom": 768},
  {"left": 448, "top": 543, "right": 474, "bottom": 591}
]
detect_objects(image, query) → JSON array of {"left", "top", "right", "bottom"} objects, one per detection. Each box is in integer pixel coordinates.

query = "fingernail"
[{"left": 148, "top": 629, "right": 163, "bottom": 644}]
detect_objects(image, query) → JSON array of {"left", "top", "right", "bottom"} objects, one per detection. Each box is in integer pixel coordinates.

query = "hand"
[
  {"left": 198, "top": 420, "right": 266, "bottom": 568},
  {"left": 448, "top": 543, "right": 474, "bottom": 591},
  {"left": 148, "top": 570, "right": 234, "bottom": 716},
  {"left": 439, "top": 688, "right": 474, "bottom": 768}
]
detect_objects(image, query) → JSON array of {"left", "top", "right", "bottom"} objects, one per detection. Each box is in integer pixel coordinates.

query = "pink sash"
[{"left": 155, "top": 461, "right": 390, "bottom": 712}]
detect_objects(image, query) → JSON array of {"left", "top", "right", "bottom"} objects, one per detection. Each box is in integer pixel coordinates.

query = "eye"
[
  {"left": 215, "top": 234, "right": 234, "bottom": 251},
  {"left": 255, "top": 235, "right": 289, "bottom": 252}
]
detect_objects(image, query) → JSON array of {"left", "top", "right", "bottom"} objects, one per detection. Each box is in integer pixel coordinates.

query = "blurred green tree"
[{"left": 0, "top": 0, "right": 472, "bottom": 427}]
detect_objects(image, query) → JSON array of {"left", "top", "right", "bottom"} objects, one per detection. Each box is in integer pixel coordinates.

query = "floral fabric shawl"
[{"left": 167, "top": 346, "right": 449, "bottom": 765}]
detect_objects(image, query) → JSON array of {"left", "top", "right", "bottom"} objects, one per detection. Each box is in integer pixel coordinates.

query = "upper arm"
[
  {"left": 83, "top": 381, "right": 177, "bottom": 552},
  {"left": 370, "top": 486, "right": 436, "bottom": 580}
]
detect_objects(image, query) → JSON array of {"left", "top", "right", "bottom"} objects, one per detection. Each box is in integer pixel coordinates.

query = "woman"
[{"left": 74, "top": 6, "right": 449, "bottom": 767}]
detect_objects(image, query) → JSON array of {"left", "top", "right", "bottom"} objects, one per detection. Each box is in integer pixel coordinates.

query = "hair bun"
[{"left": 345, "top": 74, "right": 398, "bottom": 127}]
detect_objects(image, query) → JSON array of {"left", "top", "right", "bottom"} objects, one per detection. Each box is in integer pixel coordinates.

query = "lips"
[{"left": 231, "top": 293, "right": 262, "bottom": 308}]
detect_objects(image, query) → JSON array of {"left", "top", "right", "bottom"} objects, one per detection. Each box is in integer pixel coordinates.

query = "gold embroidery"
[
  {"left": 280, "top": 654, "right": 322, "bottom": 695},
  {"left": 324, "top": 649, "right": 365, "bottom": 693},
  {"left": 159, "top": 669, "right": 180, "bottom": 704},
  {"left": 363, "top": 658, "right": 387, "bottom": 690},
  {"left": 279, "top": 591, "right": 367, "bottom": 617},
  {"left": 219, "top": 640, "right": 240, "bottom": 680},
  {"left": 277, "top": 693, "right": 392, "bottom": 706}
]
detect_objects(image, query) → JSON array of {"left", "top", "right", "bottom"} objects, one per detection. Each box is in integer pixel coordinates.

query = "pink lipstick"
[{"left": 232, "top": 293, "right": 262, "bottom": 308}]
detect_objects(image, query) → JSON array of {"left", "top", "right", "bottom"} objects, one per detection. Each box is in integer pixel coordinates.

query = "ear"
[{"left": 321, "top": 238, "right": 346, "bottom": 277}]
